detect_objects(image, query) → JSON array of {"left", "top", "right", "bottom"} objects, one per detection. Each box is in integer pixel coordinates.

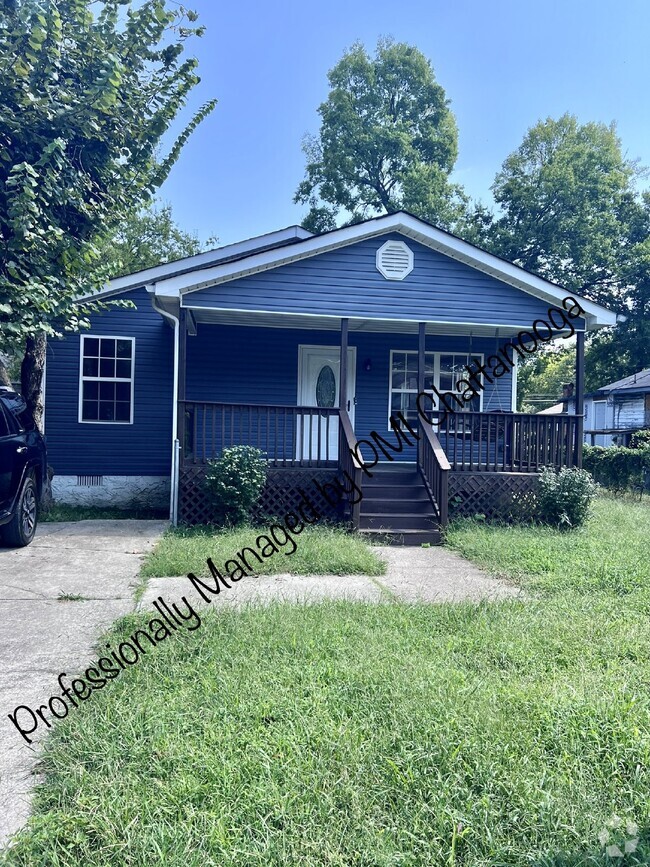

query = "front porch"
[
  {"left": 177, "top": 399, "right": 582, "bottom": 528},
  {"left": 172, "top": 306, "right": 585, "bottom": 537}
]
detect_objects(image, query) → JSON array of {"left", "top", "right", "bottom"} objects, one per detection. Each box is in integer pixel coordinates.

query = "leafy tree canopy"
[
  {"left": 295, "top": 38, "right": 465, "bottom": 233},
  {"left": 0, "top": 0, "right": 216, "bottom": 351},
  {"left": 487, "top": 114, "right": 644, "bottom": 308},
  {"left": 96, "top": 200, "right": 218, "bottom": 278},
  {"left": 476, "top": 114, "right": 650, "bottom": 393},
  {"left": 517, "top": 346, "right": 576, "bottom": 412}
]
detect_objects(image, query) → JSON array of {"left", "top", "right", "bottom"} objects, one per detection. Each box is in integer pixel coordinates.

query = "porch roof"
[{"left": 173, "top": 305, "right": 551, "bottom": 339}]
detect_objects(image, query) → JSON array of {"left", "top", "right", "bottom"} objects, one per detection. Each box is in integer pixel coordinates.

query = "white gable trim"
[
  {"left": 79, "top": 225, "right": 313, "bottom": 302},
  {"left": 155, "top": 212, "right": 618, "bottom": 329}
]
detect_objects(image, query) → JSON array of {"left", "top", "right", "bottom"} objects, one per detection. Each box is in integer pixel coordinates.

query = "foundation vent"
[{"left": 76, "top": 475, "right": 104, "bottom": 487}]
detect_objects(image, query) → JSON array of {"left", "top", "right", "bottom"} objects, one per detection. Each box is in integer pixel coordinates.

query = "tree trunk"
[
  {"left": 21, "top": 334, "right": 46, "bottom": 433},
  {"left": 0, "top": 357, "right": 12, "bottom": 388}
]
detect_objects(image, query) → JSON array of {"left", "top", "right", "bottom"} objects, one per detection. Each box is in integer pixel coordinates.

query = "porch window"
[
  {"left": 79, "top": 336, "right": 134, "bottom": 424},
  {"left": 389, "top": 351, "right": 483, "bottom": 425}
]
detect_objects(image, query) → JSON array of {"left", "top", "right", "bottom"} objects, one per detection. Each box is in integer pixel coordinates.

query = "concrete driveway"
[{"left": 0, "top": 519, "right": 167, "bottom": 847}]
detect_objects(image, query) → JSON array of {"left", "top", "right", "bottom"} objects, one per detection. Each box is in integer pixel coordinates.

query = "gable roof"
[
  {"left": 595, "top": 368, "right": 650, "bottom": 394},
  {"left": 94, "top": 211, "right": 620, "bottom": 329},
  {"left": 85, "top": 224, "right": 313, "bottom": 300}
]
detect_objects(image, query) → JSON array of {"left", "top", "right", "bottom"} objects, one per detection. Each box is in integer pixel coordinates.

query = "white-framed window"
[
  {"left": 389, "top": 350, "right": 484, "bottom": 426},
  {"left": 79, "top": 335, "right": 135, "bottom": 424}
]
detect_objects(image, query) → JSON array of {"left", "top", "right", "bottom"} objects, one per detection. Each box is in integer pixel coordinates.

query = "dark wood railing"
[
  {"left": 429, "top": 411, "right": 580, "bottom": 473},
  {"left": 418, "top": 422, "right": 450, "bottom": 528},
  {"left": 180, "top": 401, "right": 340, "bottom": 467},
  {"left": 338, "top": 407, "right": 362, "bottom": 530}
]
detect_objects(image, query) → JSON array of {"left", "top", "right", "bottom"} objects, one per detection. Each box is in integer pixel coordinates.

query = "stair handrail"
[
  {"left": 418, "top": 422, "right": 450, "bottom": 528},
  {"left": 338, "top": 408, "right": 362, "bottom": 530}
]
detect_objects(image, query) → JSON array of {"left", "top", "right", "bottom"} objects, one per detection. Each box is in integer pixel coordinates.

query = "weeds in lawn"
[
  {"left": 5, "top": 495, "right": 650, "bottom": 865},
  {"left": 42, "top": 504, "right": 167, "bottom": 522},
  {"left": 56, "top": 592, "right": 87, "bottom": 602},
  {"left": 4, "top": 598, "right": 650, "bottom": 865},
  {"left": 446, "top": 495, "right": 650, "bottom": 596}
]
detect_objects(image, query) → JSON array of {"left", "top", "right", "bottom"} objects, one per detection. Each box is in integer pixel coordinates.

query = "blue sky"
[{"left": 158, "top": 0, "right": 650, "bottom": 247}]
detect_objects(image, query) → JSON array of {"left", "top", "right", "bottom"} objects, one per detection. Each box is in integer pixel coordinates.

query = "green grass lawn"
[
  {"left": 140, "top": 524, "right": 387, "bottom": 578},
  {"left": 447, "top": 494, "right": 650, "bottom": 596},
  {"left": 4, "top": 495, "right": 650, "bottom": 866},
  {"left": 42, "top": 503, "right": 168, "bottom": 522}
]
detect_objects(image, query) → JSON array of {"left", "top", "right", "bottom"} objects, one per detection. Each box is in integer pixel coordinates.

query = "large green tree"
[
  {"left": 480, "top": 114, "right": 649, "bottom": 395},
  {"left": 0, "top": 0, "right": 216, "bottom": 426},
  {"left": 487, "top": 114, "right": 642, "bottom": 307},
  {"left": 295, "top": 38, "right": 465, "bottom": 233}
]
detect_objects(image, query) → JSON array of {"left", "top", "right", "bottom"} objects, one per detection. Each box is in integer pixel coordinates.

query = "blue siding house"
[{"left": 44, "top": 212, "right": 618, "bottom": 542}]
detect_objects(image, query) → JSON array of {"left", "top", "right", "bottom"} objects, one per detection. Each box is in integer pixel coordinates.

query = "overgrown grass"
[
  {"left": 141, "top": 524, "right": 386, "bottom": 578},
  {"left": 41, "top": 503, "right": 168, "bottom": 522},
  {"left": 5, "top": 497, "right": 650, "bottom": 865},
  {"left": 3, "top": 598, "right": 650, "bottom": 866},
  {"left": 446, "top": 494, "right": 650, "bottom": 595}
]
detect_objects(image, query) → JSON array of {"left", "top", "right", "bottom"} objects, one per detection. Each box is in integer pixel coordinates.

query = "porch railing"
[
  {"left": 338, "top": 407, "right": 362, "bottom": 529},
  {"left": 418, "top": 422, "right": 450, "bottom": 528},
  {"left": 180, "top": 401, "right": 340, "bottom": 467},
  {"left": 429, "top": 411, "right": 580, "bottom": 473}
]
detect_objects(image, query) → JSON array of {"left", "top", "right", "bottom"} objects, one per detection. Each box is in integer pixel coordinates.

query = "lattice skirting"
[
  {"left": 448, "top": 472, "right": 539, "bottom": 519},
  {"left": 178, "top": 466, "right": 342, "bottom": 526}
]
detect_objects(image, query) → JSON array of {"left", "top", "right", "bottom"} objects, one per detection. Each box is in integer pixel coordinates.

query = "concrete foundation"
[{"left": 51, "top": 475, "right": 170, "bottom": 510}]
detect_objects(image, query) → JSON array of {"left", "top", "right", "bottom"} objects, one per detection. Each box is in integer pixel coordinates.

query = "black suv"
[{"left": 0, "top": 387, "right": 47, "bottom": 547}]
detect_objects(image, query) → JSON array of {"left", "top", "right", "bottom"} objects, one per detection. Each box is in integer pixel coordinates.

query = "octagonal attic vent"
[{"left": 376, "top": 240, "right": 414, "bottom": 280}]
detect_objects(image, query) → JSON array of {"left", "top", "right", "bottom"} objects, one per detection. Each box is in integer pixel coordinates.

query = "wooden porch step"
[
  {"left": 359, "top": 528, "right": 441, "bottom": 546},
  {"left": 362, "top": 483, "right": 429, "bottom": 500},
  {"left": 361, "top": 497, "right": 431, "bottom": 515},
  {"left": 365, "top": 470, "right": 420, "bottom": 486},
  {"left": 358, "top": 462, "right": 441, "bottom": 544},
  {"left": 360, "top": 513, "right": 438, "bottom": 531}
]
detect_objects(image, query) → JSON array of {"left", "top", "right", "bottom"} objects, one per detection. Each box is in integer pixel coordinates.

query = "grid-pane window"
[
  {"left": 439, "top": 354, "right": 482, "bottom": 412},
  {"left": 389, "top": 351, "right": 483, "bottom": 425},
  {"left": 80, "top": 336, "right": 134, "bottom": 423},
  {"left": 390, "top": 351, "right": 435, "bottom": 424}
]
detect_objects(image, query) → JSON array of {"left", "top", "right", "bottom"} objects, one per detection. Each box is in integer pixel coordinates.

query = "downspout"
[{"left": 150, "top": 290, "right": 180, "bottom": 525}]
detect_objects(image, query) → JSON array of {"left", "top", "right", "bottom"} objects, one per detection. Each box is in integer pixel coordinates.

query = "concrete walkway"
[
  {"left": 139, "top": 544, "right": 519, "bottom": 610},
  {"left": 0, "top": 520, "right": 167, "bottom": 847},
  {"left": 0, "top": 521, "right": 516, "bottom": 848}
]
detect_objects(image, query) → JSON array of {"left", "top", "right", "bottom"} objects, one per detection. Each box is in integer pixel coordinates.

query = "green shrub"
[
  {"left": 583, "top": 444, "right": 650, "bottom": 491},
  {"left": 630, "top": 429, "right": 650, "bottom": 449},
  {"left": 204, "top": 446, "right": 268, "bottom": 527},
  {"left": 535, "top": 466, "right": 597, "bottom": 529}
]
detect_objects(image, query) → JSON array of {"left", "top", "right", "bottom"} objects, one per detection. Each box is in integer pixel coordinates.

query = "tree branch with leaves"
[
  {"left": 294, "top": 38, "right": 466, "bottom": 233},
  {"left": 0, "top": 0, "right": 216, "bottom": 427}
]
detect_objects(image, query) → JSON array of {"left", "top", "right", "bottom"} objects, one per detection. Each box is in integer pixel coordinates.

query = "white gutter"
[{"left": 150, "top": 291, "right": 180, "bottom": 526}]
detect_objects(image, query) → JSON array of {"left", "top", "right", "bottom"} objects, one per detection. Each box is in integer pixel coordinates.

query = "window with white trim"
[
  {"left": 79, "top": 336, "right": 134, "bottom": 423},
  {"left": 389, "top": 351, "right": 483, "bottom": 425}
]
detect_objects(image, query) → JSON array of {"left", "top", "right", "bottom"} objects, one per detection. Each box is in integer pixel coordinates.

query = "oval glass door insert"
[{"left": 316, "top": 365, "right": 336, "bottom": 407}]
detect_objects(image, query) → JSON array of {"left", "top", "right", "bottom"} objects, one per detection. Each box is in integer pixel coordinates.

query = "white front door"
[{"left": 297, "top": 345, "right": 356, "bottom": 460}]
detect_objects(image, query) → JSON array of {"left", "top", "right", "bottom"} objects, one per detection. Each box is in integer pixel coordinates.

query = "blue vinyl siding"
[
  {"left": 44, "top": 225, "right": 573, "bottom": 478},
  {"left": 45, "top": 288, "right": 174, "bottom": 475},
  {"left": 188, "top": 233, "right": 582, "bottom": 328},
  {"left": 186, "top": 323, "right": 514, "bottom": 462}
]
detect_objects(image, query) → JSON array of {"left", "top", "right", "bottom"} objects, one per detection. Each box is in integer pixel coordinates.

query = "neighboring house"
[
  {"left": 537, "top": 402, "right": 566, "bottom": 415},
  {"left": 536, "top": 385, "right": 575, "bottom": 416},
  {"left": 43, "top": 212, "right": 617, "bottom": 543},
  {"left": 573, "top": 368, "right": 650, "bottom": 447}
]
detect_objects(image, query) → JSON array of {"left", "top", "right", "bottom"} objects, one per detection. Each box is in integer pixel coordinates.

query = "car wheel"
[{"left": 2, "top": 473, "right": 38, "bottom": 547}]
